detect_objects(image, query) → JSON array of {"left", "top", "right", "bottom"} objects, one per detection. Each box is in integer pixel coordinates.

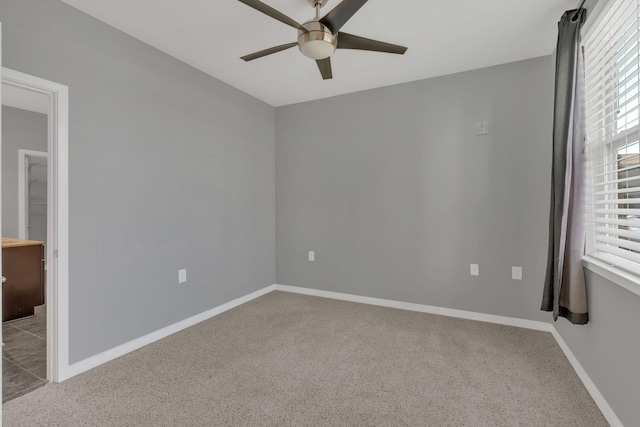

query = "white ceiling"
[{"left": 60, "top": 0, "right": 577, "bottom": 106}]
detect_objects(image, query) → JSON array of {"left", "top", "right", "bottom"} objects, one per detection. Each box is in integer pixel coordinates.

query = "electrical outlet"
[
  {"left": 178, "top": 269, "right": 187, "bottom": 284},
  {"left": 470, "top": 264, "right": 479, "bottom": 276},
  {"left": 308, "top": 251, "right": 315, "bottom": 262},
  {"left": 512, "top": 266, "right": 522, "bottom": 281}
]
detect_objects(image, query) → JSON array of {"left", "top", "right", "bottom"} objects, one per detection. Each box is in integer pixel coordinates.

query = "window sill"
[{"left": 582, "top": 256, "right": 640, "bottom": 297}]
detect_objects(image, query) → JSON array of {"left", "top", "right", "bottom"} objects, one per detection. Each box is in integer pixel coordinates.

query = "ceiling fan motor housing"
[{"left": 298, "top": 20, "right": 337, "bottom": 60}]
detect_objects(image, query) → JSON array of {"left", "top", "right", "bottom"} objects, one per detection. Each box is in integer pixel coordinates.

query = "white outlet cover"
[
  {"left": 178, "top": 268, "right": 187, "bottom": 284},
  {"left": 308, "top": 251, "right": 315, "bottom": 262},
  {"left": 470, "top": 264, "right": 479, "bottom": 276},
  {"left": 512, "top": 266, "right": 523, "bottom": 281}
]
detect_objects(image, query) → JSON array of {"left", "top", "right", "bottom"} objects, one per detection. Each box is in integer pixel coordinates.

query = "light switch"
[
  {"left": 308, "top": 251, "right": 315, "bottom": 262},
  {"left": 178, "top": 269, "right": 187, "bottom": 284}
]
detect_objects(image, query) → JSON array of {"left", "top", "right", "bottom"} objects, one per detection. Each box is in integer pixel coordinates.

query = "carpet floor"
[{"left": 3, "top": 291, "right": 607, "bottom": 426}]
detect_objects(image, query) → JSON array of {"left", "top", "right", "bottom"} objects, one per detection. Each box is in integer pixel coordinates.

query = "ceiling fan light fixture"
[
  {"left": 299, "top": 40, "right": 335, "bottom": 60},
  {"left": 238, "top": 0, "right": 408, "bottom": 80},
  {"left": 298, "top": 21, "right": 337, "bottom": 60}
]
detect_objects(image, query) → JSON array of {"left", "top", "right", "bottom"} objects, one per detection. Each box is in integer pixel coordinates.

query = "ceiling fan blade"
[
  {"left": 320, "top": 0, "right": 369, "bottom": 33},
  {"left": 241, "top": 42, "right": 298, "bottom": 61},
  {"left": 316, "top": 58, "right": 333, "bottom": 80},
  {"left": 337, "top": 32, "right": 407, "bottom": 54},
  {"left": 237, "top": 0, "right": 303, "bottom": 30}
]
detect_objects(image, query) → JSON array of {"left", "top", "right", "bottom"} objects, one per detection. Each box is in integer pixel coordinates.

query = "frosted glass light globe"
[{"left": 299, "top": 40, "right": 336, "bottom": 60}]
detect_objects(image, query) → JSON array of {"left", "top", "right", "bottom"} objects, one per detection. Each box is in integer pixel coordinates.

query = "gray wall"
[
  {"left": 0, "top": 0, "right": 275, "bottom": 363},
  {"left": 276, "top": 55, "right": 639, "bottom": 426},
  {"left": 556, "top": 272, "right": 640, "bottom": 426},
  {"left": 276, "top": 56, "right": 554, "bottom": 323},
  {"left": 1, "top": 106, "right": 47, "bottom": 238}
]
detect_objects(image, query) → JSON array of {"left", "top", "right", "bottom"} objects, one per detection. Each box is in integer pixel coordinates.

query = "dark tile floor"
[{"left": 3, "top": 310, "right": 47, "bottom": 403}]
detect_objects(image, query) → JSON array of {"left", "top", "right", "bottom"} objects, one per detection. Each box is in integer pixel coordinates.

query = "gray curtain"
[{"left": 542, "top": 8, "right": 588, "bottom": 325}]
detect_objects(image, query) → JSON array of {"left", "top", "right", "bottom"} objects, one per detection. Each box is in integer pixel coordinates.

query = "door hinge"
[{"left": 54, "top": 249, "right": 58, "bottom": 258}]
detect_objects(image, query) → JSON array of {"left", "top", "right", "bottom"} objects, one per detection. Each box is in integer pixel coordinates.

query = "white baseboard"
[
  {"left": 274, "top": 284, "right": 550, "bottom": 331},
  {"left": 60, "top": 285, "right": 276, "bottom": 381},
  {"left": 274, "top": 284, "right": 623, "bottom": 427},
  {"left": 548, "top": 327, "right": 623, "bottom": 427}
]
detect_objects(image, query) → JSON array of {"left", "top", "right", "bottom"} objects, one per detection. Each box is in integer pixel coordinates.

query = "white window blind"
[{"left": 585, "top": 0, "right": 640, "bottom": 275}]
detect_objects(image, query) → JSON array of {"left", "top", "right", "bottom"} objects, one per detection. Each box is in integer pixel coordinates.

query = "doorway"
[
  {"left": 19, "top": 150, "right": 49, "bottom": 242},
  {"left": 0, "top": 68, "right": 69, "bottom": 403},
  {"left": 2, "top": 103, "right": 48, "bottom": 401}
]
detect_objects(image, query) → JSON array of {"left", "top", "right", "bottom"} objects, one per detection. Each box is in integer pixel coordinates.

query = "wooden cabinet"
[{"left": 2, "top": 238, "right": 45, "bottom": 322}]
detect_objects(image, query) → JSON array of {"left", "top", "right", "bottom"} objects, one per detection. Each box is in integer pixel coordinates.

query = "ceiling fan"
[{"left": 238, "top": 0, "right": 408, "bottom": 80}]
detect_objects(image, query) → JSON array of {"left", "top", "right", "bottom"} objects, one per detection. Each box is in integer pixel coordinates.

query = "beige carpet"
[{"left": 3, "top": 291, "right": 607, "bottom": 426}]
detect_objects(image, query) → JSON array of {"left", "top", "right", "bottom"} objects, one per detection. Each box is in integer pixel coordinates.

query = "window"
[{"left": 584, "top": 0, "right": 640, "bottom": 279}]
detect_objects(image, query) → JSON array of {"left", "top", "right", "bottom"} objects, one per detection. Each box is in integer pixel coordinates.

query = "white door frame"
[
  {"left": 18, "top": 149, "right": 48, "bottom": 240},
  {"left": 2, "top": 67, "right": 69, "bottom": 383}
]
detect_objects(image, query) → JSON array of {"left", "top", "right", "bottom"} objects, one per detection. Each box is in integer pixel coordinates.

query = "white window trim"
[
  {"left": 582, "top": 0, "right": 640, "bottom": 297},
  {"left": 583, "top": 255, "right": 640, "bottom": 296},
  {"left": 582, "top": 0, "right": 611, "bottom": 36}
]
